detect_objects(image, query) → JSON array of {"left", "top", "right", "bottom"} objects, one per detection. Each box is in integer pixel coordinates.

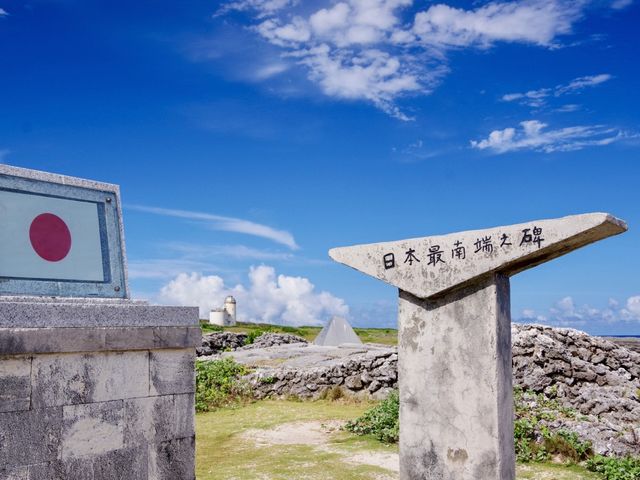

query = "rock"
[
  {"left": 345, "top": 375, "right": 363, "bottom": 390},
  {"left": 197, "top": 332, "right": 247, "bottom": 356},
  {"left": 197, "top": 332, "right": 307, "bottom": 356},
  {"left": 241, "top": 333, "right": 307, "bottom": 350}
]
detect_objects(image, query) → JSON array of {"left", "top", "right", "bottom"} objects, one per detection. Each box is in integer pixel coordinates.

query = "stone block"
[
  {"left": 0, "top": 300, "right": 199, "bottom": 329},
  {"left": 124, "top": 396, "right": 176, "bottom": 446},
  {"left": 174, "top": 394, "right": 195, "bottom": 439},
  {"left": 26, "top": 461, "right": 66, "bottom": 480},
  {"left": 0, "top": 357, "right": 31, "bottom": 412},
  {"left": 149, "top": 436, "right": 195, "bottom": 480},
  {"left": 149, "top": 350, "right": 195, "bottom": 396},
  {"left": 0, "top": 465, "right": 28, "bottom": 480},
  {"left": 32, "top": 351, "right": 149, "bottom": 407},
  {"left": 0, "top": 407, "right": 62, "bottom": 467},
  {"left": 62, "top": 460, "right": 94, "bottom": 480},
  {"left": 0, "top": 326, "right": 201, "bottom": 356},
  {"left": 92, "top": 446, "right": 148, "bottom": 480},
  {"left": 61, "top": 400, "right": 124, "bottom": 460}
]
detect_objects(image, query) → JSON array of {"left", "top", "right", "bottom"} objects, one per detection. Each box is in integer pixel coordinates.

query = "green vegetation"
[
  {"left": 343, "top": 388, "right": 640, "bottom": 479},
  {"left": 586, "top": 455, "right": 640, "bottom": 480},
  {"left": 196, "top": 400, "right": 395, "bottom": 480},
  {"left": 513, "top": 388, "right": 593, "bottom": 464},
  {"left": 195, "top": 399, "right": 603, "bottom": 480},
  {"left": 517, "top": 463, "right": 601, "bottom": 479},
  {"left": 514, "top": 418, "right": 593, "bottom": 463},
  {"left": 195, "top": 358, "right": 252, "bottom": 412},
  {"left": 344, "top": 390, "right": 399, "bottom": 443},
  {"left": 198, "top": 320, "right": 399, "bottom": 345}
]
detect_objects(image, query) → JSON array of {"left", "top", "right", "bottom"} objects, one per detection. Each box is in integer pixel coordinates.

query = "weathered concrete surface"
[
  {"left": 398, "top": 275, "right": 514, "bottom": 480},
  {"left": 330, "top": 213, "right": 626, "bottom": 300},
  {"left": 0, "top": 299, "right": 198, "bottom": 328}
]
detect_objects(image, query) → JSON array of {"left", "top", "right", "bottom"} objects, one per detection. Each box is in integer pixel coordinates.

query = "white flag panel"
[{"left": 0, "top": 190, "right": 105, "bottom": 282}]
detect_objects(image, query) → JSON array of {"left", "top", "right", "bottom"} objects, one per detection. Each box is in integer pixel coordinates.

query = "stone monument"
[
  {"left": 0, "top": 165, "right": 200, "bottom": 479},
  {"left": 314, "top": 316, "right": 362, "bottom": 346},
  {"left": 329, "top": 213, "right": 627, "bottom": 480}
]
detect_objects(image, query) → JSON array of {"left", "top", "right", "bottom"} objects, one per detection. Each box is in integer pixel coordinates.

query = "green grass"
[
  {"left": 196, "top": 400, "right": 396, "bottom": 480},
  {"left": 196, "top": 399, "right": 604, "bottom": 480},
  {"left": 517, "top": 463, "right": 601, "bottom": 479},
  {"left": 199, "top": 320, "right": 399, "bottom": 345}
]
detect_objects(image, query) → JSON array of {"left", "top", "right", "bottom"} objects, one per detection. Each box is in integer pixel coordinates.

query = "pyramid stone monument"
[
  {"left": 329, "top": 212, "right": 626, "bottom": 480},
  {"left": 314, "top": 316, "right": 362, "bottom": 346}
]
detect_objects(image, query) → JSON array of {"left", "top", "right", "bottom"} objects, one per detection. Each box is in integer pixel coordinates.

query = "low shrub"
[
  {"left": 344, "top": 390, "right": 399, "bottom": 443},
  {"left": 586, "top": 455, "right": 640, "bottom": 480},
  {"left": 245, "top": 329, "right": 270, "bottom": 345},
  {"left": 195, "top": 358, "right": 251, "bottom": 412},
  {"left": 321, "top": 386, "right": 344, "bottom": 401}
]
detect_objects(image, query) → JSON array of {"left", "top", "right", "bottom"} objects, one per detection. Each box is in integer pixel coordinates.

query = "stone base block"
[{"left": 0, "top": 300, "right": 199, "bottom": 480}]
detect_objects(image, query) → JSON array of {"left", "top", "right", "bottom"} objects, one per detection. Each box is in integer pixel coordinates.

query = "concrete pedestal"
[
  {"left": 0, "top": 298, "right": 200, "bottom": 480},
  {"left": 398, "top": 275, "right": 514, "bottom": 480}
]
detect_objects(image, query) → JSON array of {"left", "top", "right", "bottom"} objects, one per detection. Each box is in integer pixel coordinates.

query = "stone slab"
[
  {"left": 0, "top": 407, "right": 63, "bottom": 467},
  {"left": 0, "top": 465, "right": 28, "bottom": 480},
  {"left": 61, "top": 400, "right": 124, "bottom": 460},
  {"left": 150, "top": 350, "right": 196, "bottom": 396},
  {"left": 149, "top": 436, "right": 196, "bottom": 480},
  {"left": 0, "top": 356, "right": 31, "bottom": 412},
  {"left": 124, "top": 396, "right": 176, "bottom": 446},
  {"left": 92, "top": 445, "right": 148, "bottom": 480},
  {"left": 330, "top": 213, "right": 627, "bottom": 299},
  {"left": 398, "top": 275, "right": 514, "bottom": 480},
  {"left": 0, "top": 300, "right": 199, "bottom": 328},
  {"left": 32, "top": 351, "right": 149, "bottom": 408},
  {"left": 0, "top": 326, "right": 201, "bottom": 355}
]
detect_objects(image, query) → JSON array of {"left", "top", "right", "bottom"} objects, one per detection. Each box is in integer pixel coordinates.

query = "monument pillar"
[
  {"left": 398, "top": 275, "right": 513, "bottom": 479},
  {"left": 329, "top": 213, "right": 627, "bottom": 480}
]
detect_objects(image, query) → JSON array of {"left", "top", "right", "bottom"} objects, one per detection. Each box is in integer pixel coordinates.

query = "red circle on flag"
[{"left": 29, "top": 213, "right": 72, "bottom": 262}]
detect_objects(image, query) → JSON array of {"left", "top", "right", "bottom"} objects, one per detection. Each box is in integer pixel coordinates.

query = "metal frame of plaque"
[{"left": 0, "top": 165, "right": 128, "bottom": 298}]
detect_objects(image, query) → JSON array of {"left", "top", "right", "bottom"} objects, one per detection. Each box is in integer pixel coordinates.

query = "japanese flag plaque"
[{"left": 0, "top": 164, "right": 127, "bottom": 298}]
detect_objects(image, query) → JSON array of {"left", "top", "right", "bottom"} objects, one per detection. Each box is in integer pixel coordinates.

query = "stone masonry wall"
[
  {"left": 0, "top": 348, "right": 196, "bottom": 479},
  {"left": 0, "top": 300, "right": 200, "bottom": 480}
]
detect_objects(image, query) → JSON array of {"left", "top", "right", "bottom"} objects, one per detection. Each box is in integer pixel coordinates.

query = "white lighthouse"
[{"left": 209, "top": 295, "right": 237, "bottom": 327}]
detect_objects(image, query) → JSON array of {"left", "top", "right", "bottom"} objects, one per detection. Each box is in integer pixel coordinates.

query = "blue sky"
[{"left": 1, "top": 0, "right": 639, "bottom": 334}]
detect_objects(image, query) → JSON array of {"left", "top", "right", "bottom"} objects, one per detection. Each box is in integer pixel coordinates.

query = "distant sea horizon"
[{"left": 600, "top": 335, "right": 640, "bottom": 338}]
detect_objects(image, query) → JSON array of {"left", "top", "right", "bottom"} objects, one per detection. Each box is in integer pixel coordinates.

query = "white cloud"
[
  {"left": 127, "top": 204, "right": 299, "bottom": 250},
  {"left": 555, "top": 73, "right": 612, "bottom": 95},
  {"left": 624, "top": 296, "right": 640, "bottom": 319},
  {"left": 611, "top": 0, "right": 633, "bottom": 9},
  {"left": 471, "top": 120, "right": 626, "bottom": 153},
  {"left": 413, "top": 1, "right": 583, "bottom": 48},
  {"left": 216, "top": 0, "right": 296, "bottom": 17},
  {"left": 502, "top": 73, "right": 613, "bottom": 107},
  {"left": 158, "top": 265, "right": 349, "bottom": 324},
  {"left": 554, "top": 103, "right": 580, "bottom": 113},
  {"left": 216, "top": 0, "right": 599, "bottom": 119},
  {"left": 518, "top": 294, "right": 640, "bottom": 329},
  {"left": 253, "top": 62, "right": 289, "bottom": 80},
  {"left": 0, "top": 8, "right": 7, "bottom": 17}
]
